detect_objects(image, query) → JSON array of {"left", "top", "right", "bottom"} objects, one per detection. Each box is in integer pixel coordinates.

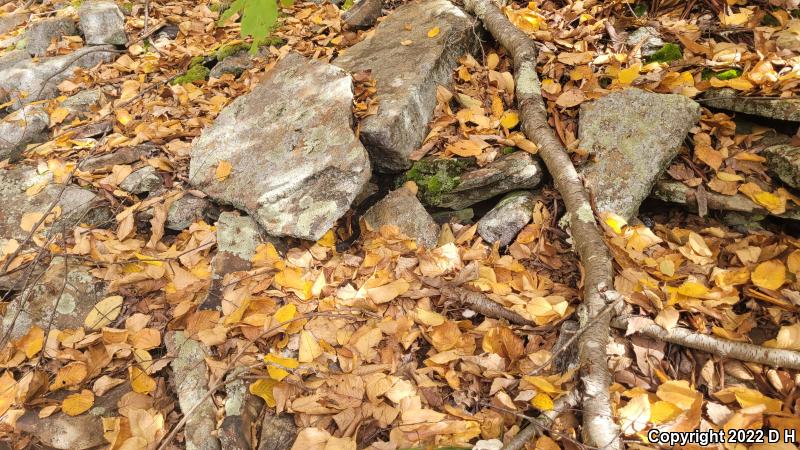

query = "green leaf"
[{"left": 218, "top": 0, "right": 279, "bottom": 53}]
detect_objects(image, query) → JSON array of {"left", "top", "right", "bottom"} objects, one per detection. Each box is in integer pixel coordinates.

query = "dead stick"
[
  {"left": 611, "top": 317, "right": 800, "bottom": 370},
  {"left": 462, "top": 0, "right": 621, "bottom": 447}
]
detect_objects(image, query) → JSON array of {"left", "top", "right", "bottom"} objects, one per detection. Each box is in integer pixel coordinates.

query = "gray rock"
[
  {"left": 432, "top": 208, "right": 474, "bottom": 224},
  {"left": 626, "top": 27, "right": 664, "bottom": 57},
  {"left": 579, "top": 88, "right": 700, "bottom": 220},
  {"left": 119, "top": 165, "right": 162, "bottom": 194},
  {"left": 209, "top": 50, "right": 252, "bottom": 78},
  {"left": 80, "top": 144, "right": 152, "bottom": 172},
  {"left": 167, "top": 193, "right": 212, "bottom": 230},
  {"left": 343, "top": 0, "right": 382, "bottom": 30},
  {"left": 165, "top": 331, "right": 221, "bottom": 450},
  {"left": 0, "top": 165, "right": 100, "bottom": 290},
  {"left": 0, "top": 12, "right": 27, "bottom": 35},
  {"left": 189, "top": 53, "right": 370, "bottom": 241},
  {"left": 477, "top": 191, "right": 536, "bottom": 246},
  {"left": 1, "top": 257, "right": 105, "bottom": 340},
  {"left": 24, "top": 17, "right": 77, "bottom": 57},
  {"left": 334, "top": 0, "right": 478, "bottom": 172},
  {"left": 775, "top": 26, "right": 800, "bottom": 51},
  {"left": 60, "top": 88, "right": 106, "bottom": 120},
  {"left": 220, "top": 371, "right": 264, "bottom": 450},
  {"left": 704, "top": 88, "right": 800, "bottom": 122},
  {"left": 763, "top": 144, "right": 800, "bottom": 189},
  {"left": 78, "top": 1, "right": 127, "bottom": 46},
  {"left": 363, "top": 186, "right": 439, "bottom": 248},
  {"left": 0, "top": 45, "right": 117, "bottom": 107},
  {"left": 0, "top": 49, "right": 31, "bottom": 72},
  {"left": 200, "top": 212, "right": 278, "bottom": 310},
  {"left": 408, "top": 152, "right": 543, "bottom": 210},
  {"left": 0, "top": 104, "right": 49, "bottom": 162},
  {"left": 16, "top": 384, "right": 128, "bottom": 450},
  {"left": 257, "top": 412, "right": 296, "bottom": 450}
]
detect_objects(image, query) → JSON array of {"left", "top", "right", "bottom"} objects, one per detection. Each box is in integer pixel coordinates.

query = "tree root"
[
  {"left": 502, "top": 390, "right": 580, "bottom": 450},
  {"left": 612, "top": 317, "right": 800, "bottom": 370},
  {"left": 461, "top": 0, "right": 621, "bottom": 447}
]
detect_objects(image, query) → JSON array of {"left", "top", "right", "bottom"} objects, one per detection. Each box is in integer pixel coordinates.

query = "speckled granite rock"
[
  {"left": 477, "top": 191, "right": 536, "bottom": 246},
  {"left": 119, "top": 165, "right": 162, "bottom": 194},
  {"left": 579, "top": 88, "right": 700, "bottom": 220},
  {"left": 78, "top": 1, "right": 127, "bottom": 45},
  {"left": 763, "top": 144, "right": 800, "bottom": 189},
  {"left": 24, "top": 17, "right": 77, "bottom": 56},
  {"left": 343, "top": 0, "right": 382, "bottom": 30},
  {"left": 334, "top": 0, "right": 478, "bottom": 172},
  {"left": 0, "top": 104, "right": 50, "bottom": 161},
  {"left": 189, "top": 53, "right": 370, "bottom": 241},
  {"left": 363, "top": 185, "right": 439, "bottom": 248}
]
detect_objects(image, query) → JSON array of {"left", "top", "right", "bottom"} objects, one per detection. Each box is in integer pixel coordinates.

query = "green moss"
[
  {"left": 646, "top": 43, "right": 682, "bottom": 63},
  {"left": 71, "top": 0, "right": 84, "bottom": 8},
  {"left": 701, "top": 68, "right": 742, "bottom": 81},
  {"left": 502, "top": 146, "right": 517, "bottom": 155},
  {"left": 170, "top": 64, "right": 210, "bottom": 85},
  {"left": 402, "top": 158, "right": 473, "bottom": 206},
  {"left": 15, "top": 38, "right": 26, "bottom": 50},
  {"left": 215, "top": 42, "right": 250, "bottom": 61},
  {"left": 120, "top": 2, "right": 133, "bottom": 13},
  {"left": 762, "top": 13, "right": 780, "bottom": 27},
  {"left": 633, "top": 2, "right": 648, "bottom": 17}
]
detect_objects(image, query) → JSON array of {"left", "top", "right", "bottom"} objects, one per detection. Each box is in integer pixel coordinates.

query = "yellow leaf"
[
  {"left": 129, "top": 366, "right": 156, "bottom": 394},
  {"left": 677, "top": 281, "right": 709, "bottom": 298},
  {"left": 84, "top": 295, "right": 124, "bottom": 330},
  {"left": 14, "top": 325, "right": 44, "bottom": 359},
  {"left": 739, "top": 182, "right": 785, "bottom": 214},
  {"left": 751, "top": 260, "right": 786, "bottom": 291},
  {"left": 215, "top": 160, "right": 232, "bottom": 181},
  {"left": 787, "top": 250, "right": 800, "bottom": 275},
  {"left": 62, "top": 389, "right": 94, "bottom": 416},
  {"left": 774, "top": 323, "right": 800, "bottom": 351},
  {"left": 415, "top": 308, "right": 446, "bottom": 326},
  {"left": 656, "top": 380, "right": 700, "bottom": 410},
  {"left": 619, "top": 393, "right": 650, "bottom": 435},
  {"left": 654, "top": 307, "right": 679, "bottom": 331},
  {"left": 500, "top": 110, "right": 519, "bottom": 129},
  {"left": 602, "top": 212, "right": 627, "bottom": 234},
  {"left": 115, "top": 109, "right": 132, "bottom": 126},
  {"left": 51, "top": 362, "right": 88, "bottom": 391},
  {"left": 427, "top": 26, "right": 440, "bottom": 38},
  {"left": 299, "top": 330, "right": 322, "bottom": 363},
  {"left": 367, "top": 279, "right": 410, "bottom": 304},
  {"left": 273, "top": 303, "right": 297, "bottom": 327},
  {"left": 265, "top": 354, "right": 299, "bottom": 381},
  {"left": 618, "top": 64, "right": 641, "bottom": 85},
  {"left": 0, "top": 372, "right": 16, "bottom": 417},
  {"left": 446, "top": 139, "right": 483, "bottom": 157},
  {"left": 486, "top": 53, "right": 499, "bottom": 70},
  {"left": 523, "top": 375, "right": 561, "bottom": 394},
  {"left": 19, "top": 212, "right": 44, "bottom": 233},
  {"left": 49, "top": 107, "right": 71, "bottom": 127},
  {"left": 317, "top": 229, "right": 336, "bottom": 248},
  {"left": 531, "top": 392, "right": 554, "bottom": 411},
  {"left": 649, "top": 400, "right": 683, "bottom": 424},
  {"left": 249, "top": 379, "right": 277, "bottom": 407}
]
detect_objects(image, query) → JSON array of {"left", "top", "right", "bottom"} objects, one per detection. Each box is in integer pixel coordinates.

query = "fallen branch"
[
  {"left": 496, "top": 389, "right": 581, "bottom": 450},
  {"left": 461, "top": 0, "right": 621, "bottom": 447},
  {"left": 442, "top": 286, "right": 534, "bottom": 326},
  {"left": 611, "top": 317, "right": 800, "bottom": 370}
]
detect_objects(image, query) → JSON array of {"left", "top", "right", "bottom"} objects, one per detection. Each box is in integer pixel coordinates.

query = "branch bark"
[
  {"left": 461, "top": 0, "right": 621, "bottom": 448},
  {"left": 612, "top": 317, "right": 800, "bottom": 370}
]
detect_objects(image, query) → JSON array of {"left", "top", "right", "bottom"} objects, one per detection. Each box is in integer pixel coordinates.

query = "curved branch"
[{"left": 461, "top": 0, "right": 621, "bottom": 448}]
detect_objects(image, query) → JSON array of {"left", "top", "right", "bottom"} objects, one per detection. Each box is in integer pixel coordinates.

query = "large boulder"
[
  {"left": 0, "top": 12, "right": 27, "bottom": 35},
  {"left": 0, "top": 104, "right": 49, "bottom": 162},
  {"left": 0, "top": 46, "right": 117, "bottom": 107},
  {"left": 477, "top": 191, "right": 536, "bottom": 247},
  {"left": 0, "top": 257, "right": 106, "bottom": 340},
  {"left": 343, "top": 0, "right": 382, "bottom": 30},
  {"left": 334, "top": 0, "right": 478, "bottom": 172},
  {"left": 189, "top": 53, "right": 370, "bottom": 241},
  {"left": 363, "top": 185, "right": 439, "bottom": 248},
  {"left": 578, "top": 88, "right": 700, "bottom": 220},
  {"left": 23, "top": 17, "right": 77, "bottom": 57},
  {"left": 0, "top": 49, "right": 31, "bottom": 72},
  {"left": 404, "top": 152, "right": 543, "bottom": 210},
  {"left": 78, "top": 1, "right": 127, "bottom": 46},
  {"left": 704, "top": 88, "right": 800, "bottom": 122},
  {"left": 763, "top": 144, "right": 800, "bottom": 189}
]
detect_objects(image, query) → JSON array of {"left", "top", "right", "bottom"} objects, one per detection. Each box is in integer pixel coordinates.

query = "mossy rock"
[
  {"left": 645, "top": 43, "right": 682, "bottom": 63},
  {"left": 400, "top": 158, "right": 473, "bottom": 206},
  {"left": 171, "top": 64, "right": 210, "bottom": 85},
  {"left": 215, "top": 42, "right": 250, "bottom": 61}
]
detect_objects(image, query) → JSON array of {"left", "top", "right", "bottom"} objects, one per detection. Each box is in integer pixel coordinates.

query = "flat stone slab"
[
  {"left": 763, "top": 144, "right": 800, "bottom": 189},
  {"left": 363, "top": 185, "right": 440, "bottom": 248},
  {"left": 704, "top": 88, "right": 800, "bottom": 122},
  {"left": 579, "top": 88, "right": 700, "bottom": 220},
  {"left": 0, "top": 104, "right": 49, "bottom": 162},
  {"left": 189, "top": 53, "right": 370, "bottom": 241},
  {"left": 24, "top": 17, "right": 77, "bottom": 57},
  {"left": 405, "top": 152, "right": 543, "bottom": 210},
  {"left": 1, "top": 257, "right": 106, "bottom": 340},
  {"left": 477, "top": 191, "right": 536, "bottom": 247},
  {"left": 334, "top": 0, "right": 477, "bottom": 172}
]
